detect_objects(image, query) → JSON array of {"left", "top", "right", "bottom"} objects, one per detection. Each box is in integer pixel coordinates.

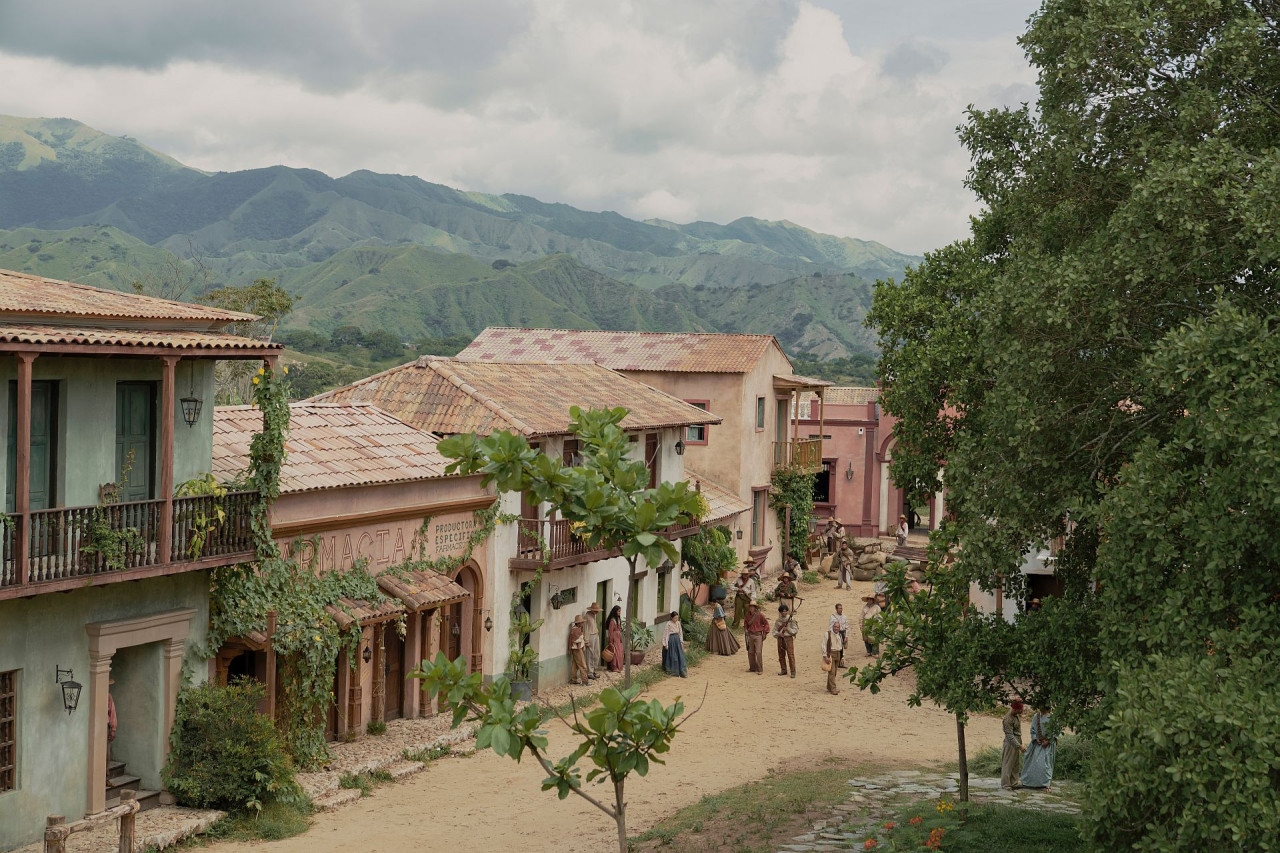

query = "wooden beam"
[
  {"left": 270, "top": 495, "right": 496, "bottom": 539},
  {"left": 158, "top": 356, "right": 178, "bottom": 564},
  {"left": 13, "top": 352, "right": 36, "bottom": 585},
  {"left": 0, "top": 549, "right": 251, "bottom": 601}
]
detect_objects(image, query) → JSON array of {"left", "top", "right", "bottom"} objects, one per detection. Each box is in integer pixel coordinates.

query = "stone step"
[
  {"left": 312, "top": 787, "right": 362, "bottom": 812},
  {"left": 106, "top": 774, "right": 141, "bottom": 799},
  {"left": 104, "top": 788, "right": 162, "bottom": 813},
  {"left": 107, "top": 760, "right": 126, "bottom": 777}
]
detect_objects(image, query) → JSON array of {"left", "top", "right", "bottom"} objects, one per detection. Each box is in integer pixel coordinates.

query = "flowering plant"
[{"left": 857, "top": 797, "right": 959, "bottom": 851}]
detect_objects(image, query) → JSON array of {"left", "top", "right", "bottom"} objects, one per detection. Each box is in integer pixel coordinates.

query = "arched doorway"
[
  {"left": 449, "top": 561, "right": 485, "bottom": 674},
  {"left": 876, "top": 435, "right": 945, "bottom": 536}
]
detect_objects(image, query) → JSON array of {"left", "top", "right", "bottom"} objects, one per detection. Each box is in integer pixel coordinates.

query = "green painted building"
[{"left": 0, "top": 270, "right": 280, "bottom": 850}]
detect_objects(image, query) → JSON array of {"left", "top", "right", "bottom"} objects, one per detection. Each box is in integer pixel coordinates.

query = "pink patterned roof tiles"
[{"left": 457, "top": 327, "right": 785, "bottom": 373}]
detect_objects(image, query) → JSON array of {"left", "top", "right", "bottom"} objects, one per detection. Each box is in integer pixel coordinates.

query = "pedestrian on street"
[
  {"left": 829, "top": 603, "right": 849, "bottom": 648},
  {"left": 661, "top": 612, "right": 688, "bottom": 677},
  {"left": 583, "top": 602, "right": 602, "bottom": 679},
  {"left": 731, "top": 566, "right": 758, "bottom": 628},
  {"left": 860, "top": 594, "right": 882, "bottom": 655},
  {"left": 744, "top": 601, "right": 771, "bottom": 674},
  {"left": 822, "top": 623, "right": 845, "bottom": 695},
  {"left": 1001, "top": 701, "right": 1025, "bottom": 789},
  {"left": 568, "top": 615, "right": 588, "bottom": 685},
  {"left": 773, "top": 603, "right": 798, "bottom": 678}
]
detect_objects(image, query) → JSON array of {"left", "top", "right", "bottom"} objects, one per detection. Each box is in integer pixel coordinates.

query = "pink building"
[{"left": 796, "top": 387, "right": 944, "bottom": 538}]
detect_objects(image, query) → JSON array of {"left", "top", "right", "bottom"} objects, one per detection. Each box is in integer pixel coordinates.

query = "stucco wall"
[
  {"left": 0, "top": 355, "right": 216, "bottom": 509},
  {"left": 0, "top": 573, "right": 210, "bottom": 851}
]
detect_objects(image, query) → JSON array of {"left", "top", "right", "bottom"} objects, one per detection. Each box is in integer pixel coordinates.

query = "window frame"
[
  {"left": 755, "top": 396, "right": 766, "bottom": 431},
  {"left": 0, "top": 669, "right": 15, "bottom": 794},
  {"left": 683, "top": 400, "right": 710, "bottom": 445},
  {"left": 751, "top": 487, "right": 768, "bottom": 547}
]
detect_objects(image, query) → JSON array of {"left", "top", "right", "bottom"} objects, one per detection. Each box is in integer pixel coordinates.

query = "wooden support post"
[
  {"left": 817, "top": 389, "right": 825, "bottom": 453},
  {"left": 265, "top": 610, "right": 278, "bottom": 721},
  {"left": 14, "top": 352, "right": 36, "bottom": 585},
  {"left": 118, "top": 790, "right": 137, "bottom": 853},
  {"left": 44, "top": 815, "right": 67, "bottom": 853},
  {"left": 158, "top": 355, "right": 178, "bottom": 564}
]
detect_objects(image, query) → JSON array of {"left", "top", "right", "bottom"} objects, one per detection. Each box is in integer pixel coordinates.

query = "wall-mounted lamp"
[
  {"left": 484, "top": 614, "right": 494, "bottom": 633},
  {"left": 845, "top": 461, "right": 855, "bottom": 481},
  {"left": 451, "top": 621, "right": 461, "bottom": 636},
  {"left": 180, "top": 361, "right": 203, "bottom": 428},
  {"left": 674, "top": 439, "right": 685, "bottom": 456},
  {"left": 736, "top": 529, "right": 743, "bottom": 540},
  {"left": 362, "top": 643, "right": 372, "bottom": 664},
  {"left": 55, "top": 667, "right": 82, "bottom": 715},
  {"left": 549, "top": 585, "right": 563, "bottom": 610}
]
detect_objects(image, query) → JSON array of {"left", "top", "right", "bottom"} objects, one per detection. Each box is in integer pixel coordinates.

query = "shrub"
[
  {"left": 366, "top": 719, "right": 387, "bottom": 736},
  {"left": 164, "top": 680, "right": 302, "bottom": 812}
]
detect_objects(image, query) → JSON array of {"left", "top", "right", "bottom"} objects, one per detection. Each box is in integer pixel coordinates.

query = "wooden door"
[
  {"left": 383, "top": 623, "right": 404, "bottom": 720},
  {"left": 6, "top": 381, "right": 57, "bottom": 511},
  {"left": 115, "top": 383, "right": 155, "bottom": 502}
]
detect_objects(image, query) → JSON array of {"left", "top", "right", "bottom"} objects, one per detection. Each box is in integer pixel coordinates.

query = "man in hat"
[
  {"left": 568, "top": 615, "right": 589, "bottom": 686},
  {"left": 1001, "top": 701, "right": 1025, "bottom": 789},
  {"left": 829, "top": 602, "right": 849, "bottom": 648},
  {"left": 583, "top": 602, "right": 603, "bottom": 680},
  {"left": 731, "top": 565, "right": 758, "bottom": 628},
  {"left": 774, "top": 570, "right": 798, "bottom": 612},
  {"left": 822, "top": 619, "right": 845, "bottom": 695},
  {"left": 772, "top": 603, "right": 799, "bottom": 677},
  {"left": 860, "top": 595, "right": 881, "bottom": 655},
  {"left": 743, "top": 601, "right": 771, "bottom": 673},
  {"left": 824, "top": 517, "right": 845, "bottom": 556}
]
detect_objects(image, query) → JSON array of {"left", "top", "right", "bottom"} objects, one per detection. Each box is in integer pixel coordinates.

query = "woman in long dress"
[
  {"left": 1020, "top": 706, "right": 1056, "bottom": 789},
  {"left": 661, "top": 612, "right": 688, "bottom": 677},
  {"left": 1001, "top": 700, "right": 1025, "bottom": 789},
  {"left": 705, "top": 601, "right": 741, "bottom": 655},
  {"left": 605, "top": 605, "right": 624, "bottom": 672}
]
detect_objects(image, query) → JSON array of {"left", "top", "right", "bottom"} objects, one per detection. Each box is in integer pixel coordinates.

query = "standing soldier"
[
  {"left": 744, "top": 601, "right": 771, "bottom": 674},
  {"left": 731, "top": 565, "right": 758, "bottom": 628},
  {"left": 773, "top": 603, "right": 798, "bottom": 678},
  {"left": 583, "top": 602, "right": 602, "bottom": 680}
]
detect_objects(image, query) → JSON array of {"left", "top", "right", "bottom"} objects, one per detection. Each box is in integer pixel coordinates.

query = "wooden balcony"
[
  {"left": 509, "top": 517, "right": 701, "bottom": 572},
  {"left": 0, "top": 490, "right": 257, "bottom": 599},
  {"left": 773, "top": 438, "right": 823, "bottom": 473}
]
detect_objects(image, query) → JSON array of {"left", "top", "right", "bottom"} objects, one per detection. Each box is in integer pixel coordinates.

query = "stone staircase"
[{"left": 105, "top": 759, "right": 162, "bottom": 813}]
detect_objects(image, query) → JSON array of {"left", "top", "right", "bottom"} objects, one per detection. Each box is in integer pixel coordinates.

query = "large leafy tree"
[
  {"left": 439, "top": 405, "right": 703, "bottom": 687},
  {"left": 865, "top": 0, "right": 1279, "bottom": 846}
]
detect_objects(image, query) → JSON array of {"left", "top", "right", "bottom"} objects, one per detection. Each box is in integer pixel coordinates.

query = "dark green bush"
[{"left": 163, "top": 679, "right": 302, "bottom": 811}]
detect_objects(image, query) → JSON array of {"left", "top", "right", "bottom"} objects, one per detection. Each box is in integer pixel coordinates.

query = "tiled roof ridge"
[
  {"left": 305, "top": 359, "right": 415, "bottom": 401},
  {"left": 0, "top": 268, "right": 260, "bottom": 322},
  {"left": 427, "top": 359, "right": 539, "bottom": 436},
  {"left": 480, "top": 326, "right": 777, "bottom": 341}
]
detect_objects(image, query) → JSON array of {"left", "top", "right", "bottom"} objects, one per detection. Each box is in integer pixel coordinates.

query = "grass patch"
[
  {"left": 857, "top": 799, "right": 1084, "bottom": 852},
  {"left": 403, "top": 742, "right": 453, "bottom": 763},
  {"left": 629, "top": 758, "right": 868, "bottom": 852},
  {"left": 365, "top": 719, "right": 387, "bottom": 736},
  {"left": 186, "top": 799, "right": 313, "bottom": 845},
  {"left": 337, "top": 769, "right": 395, "bottom": 797},
  {"left": 801, "top": 569, "right": 821, "bottom": 585},
  {"left": 967, "top": 733, "right": 1091, "bottom": 782}
]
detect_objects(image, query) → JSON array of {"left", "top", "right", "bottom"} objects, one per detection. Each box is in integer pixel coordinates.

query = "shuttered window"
[{"left": 0, "top": 670, "right": 15, "bottom": 793}]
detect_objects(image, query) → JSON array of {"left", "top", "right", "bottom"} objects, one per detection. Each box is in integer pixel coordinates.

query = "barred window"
[{"left": 0, "top": 670, "right": 15, "bottom": 793}]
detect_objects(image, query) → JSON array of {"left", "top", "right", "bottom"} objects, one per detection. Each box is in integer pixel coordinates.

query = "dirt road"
[{"left": 213, "top": 578, "right": 1002, "bottom": 852}]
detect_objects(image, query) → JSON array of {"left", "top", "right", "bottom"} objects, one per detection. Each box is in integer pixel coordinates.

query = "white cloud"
[{"left": 0, "top": 0, "right": 1038, "bottom": 254}]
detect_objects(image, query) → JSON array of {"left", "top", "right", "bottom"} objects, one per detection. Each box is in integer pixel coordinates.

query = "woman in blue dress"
[
  {"left": 661, "top": 611, "right": 688, "bottom": 677},
  {"left": 1020, "top": 706, "right": 1056, "bottom": 789}
]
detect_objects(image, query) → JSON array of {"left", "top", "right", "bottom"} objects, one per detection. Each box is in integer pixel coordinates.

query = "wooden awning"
[
  {"left": 325, "top": 596, "right": 406, "bottom": 630},
  {"left": 378, "top": 569, "right": 471, "bottom": 612}
]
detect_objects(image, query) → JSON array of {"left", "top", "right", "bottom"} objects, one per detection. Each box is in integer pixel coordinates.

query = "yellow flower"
[
  {"left": 282, "top": 366, "right": 289, "bottom": 374},
  {"left": 314, "top": 635, "right": 322, "bottom": 643},
  {"left": 257, "top": 367, "right": 266, "bottom": 375},
  {"left": 252, "top": 377, "right": 260, "bottom": 385}
]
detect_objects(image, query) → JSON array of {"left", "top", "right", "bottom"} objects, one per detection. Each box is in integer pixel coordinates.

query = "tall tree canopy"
[{"left": 866, "top": 1, "right": 1279, "bottom": 848}]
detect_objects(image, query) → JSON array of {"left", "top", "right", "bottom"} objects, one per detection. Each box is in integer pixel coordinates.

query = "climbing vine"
[
  {"left": 204, "top": 363, "right": 509, "bottom": 766},
  {"left": 769, "top": 466, "right": 815, "bottom": 561}
]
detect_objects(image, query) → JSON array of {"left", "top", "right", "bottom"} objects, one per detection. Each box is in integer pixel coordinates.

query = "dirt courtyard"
[{"left": 213, "top": 578, "right": 1003, "bottom": 852}]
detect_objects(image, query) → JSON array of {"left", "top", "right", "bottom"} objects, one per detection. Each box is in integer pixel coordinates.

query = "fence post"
[
  {"left": 118, "top": 789, "right": 137, "bottom": 853},
  {"left": 44, "top": 815, "right": 66, "bottom": 853}
]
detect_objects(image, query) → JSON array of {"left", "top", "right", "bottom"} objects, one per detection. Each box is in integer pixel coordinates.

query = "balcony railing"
[
  {"left": 773, "top": 438, "right": 823, "bottom": 473},
  {"left": 509, "top": 516, "right": 701, "bottom": 572},
  {"left": 0, "top": 490, "right": 257, "bottom": 596}
]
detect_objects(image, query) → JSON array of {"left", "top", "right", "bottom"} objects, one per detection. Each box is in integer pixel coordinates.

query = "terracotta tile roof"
[
  {"left": 325, "top": 596, "right": 405, "bottom": 630},
  {"left": 816, "top": 386, "right": 879, "bottom": 406},
  {"left": 458, "top": 328, "right": 786, "bottom": 373},
  {"left": 773, "top": 372, "right": 832, "bottom": 389},
  {"left": 687, "top": 469, "right": 750, "bottom": 526},
  {"left": 0, "top": 268, "right": 257, "bottom": 324},
  {"left": 213, "top": 403, "right": 452, "bottom": 493},
  {"left": 377, "top": 570, "right": 471, "bottom": 611},
  {"left": 0, "top": 323, "right": 282, "bottom": 353},
  {"left": 309, "top": 357, "right": 721, "bottom": 438}
]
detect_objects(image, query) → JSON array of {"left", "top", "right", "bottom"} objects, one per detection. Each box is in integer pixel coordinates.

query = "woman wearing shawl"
[
  {"left": 1020, "top": 706, "right": 1056, "bottom": 789},
  {"left": 705, "top": 601, "right": 741, "bottom": 655},
  {"left": 661, "top": 612, "right": 688, "bottom": 677},
  {"left": 605, "top": 605, "right": 625, "bottom": 672},
  {"left": 1001, "top": 700, "right": 1025, "bottom": 789}
]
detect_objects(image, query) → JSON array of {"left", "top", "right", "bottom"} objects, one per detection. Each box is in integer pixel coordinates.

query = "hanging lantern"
[
  {"left": 362, "top": 643, "right": 372, "bottom": 664},
  {"left": 180, "top": 361, "right": 203, "bottom": 427},
  {"left": 55, "top": 667, "right": 82, "bottom": 715},
  {"left": 484, "top": 615, "right": 493, "bottom": 633}
]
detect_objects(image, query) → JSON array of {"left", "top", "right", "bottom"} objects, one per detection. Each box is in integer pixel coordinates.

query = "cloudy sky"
[{"left": 0, "top": 0, "right": 1039, "bottom": 254}]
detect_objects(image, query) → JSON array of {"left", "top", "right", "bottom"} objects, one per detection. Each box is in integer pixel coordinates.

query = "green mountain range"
[{"left": 0, "top": 114, "right": 910, "bottom": 366}]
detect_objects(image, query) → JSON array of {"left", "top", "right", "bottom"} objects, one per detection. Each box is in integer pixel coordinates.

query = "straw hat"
[
  {"left": 861, "top": 594, "right": 877, "bottom": 602},
  {"left": 586, "top": 601, "right": 602, "bottom": 614},
  {"left": 574, "top": 614, "right": 585, "bottom": 625}
]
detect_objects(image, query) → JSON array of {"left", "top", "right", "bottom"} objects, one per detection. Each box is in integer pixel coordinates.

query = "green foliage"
[
  {"left": 506, "top": 610, "right": 544, "bottom": 681},
  {"left": 403, "top": 743, "right": 453, "bottom": 763},
  {"left": 865, "top": 799, "right": 1084, "bottom": 853},
  {"left": 768, "top": 467, "right": 815, "bottom": 562},
  {"left": 680, "top": 525, "right": 736, "bottom": 598},
  {"left": 163, "top": 680, "right": 302, "bottom": 813},
  {"left": 79, "top": 506, "right": 145, "bottom": 572},
  {"left": 411, "top": 652, "right": 697, "bottom": 853},
  {"left": 800, "top": 569, "right": 820, "bottom": 585},
  {"left": 626, "top": 622, "right": 655, "bottom": 653},
  {"left": 365, "top": 719, "right": 387, "bottom": 736},
  {"left": 439, "top": 405, "right": 703, "bottom": 687},
  {"left": 174, "top": 472, "right": 227, "bottom": 559}
]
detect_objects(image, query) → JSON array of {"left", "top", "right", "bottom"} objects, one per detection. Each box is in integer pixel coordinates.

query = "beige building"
[
  {"left": 458, "top": 330, "right": 828, "bottom": 574},
  {"left": 311, "top": 357, "right": 719, "bottom": 689}
]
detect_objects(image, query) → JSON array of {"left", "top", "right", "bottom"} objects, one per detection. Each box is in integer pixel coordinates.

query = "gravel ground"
[{"left": 14, "top": 805, "right": 224, "bottom": 853}]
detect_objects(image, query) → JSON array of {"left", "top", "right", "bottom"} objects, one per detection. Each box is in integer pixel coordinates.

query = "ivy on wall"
[{"left": 769, "top": 466, "right": 816, "bottom": 562}]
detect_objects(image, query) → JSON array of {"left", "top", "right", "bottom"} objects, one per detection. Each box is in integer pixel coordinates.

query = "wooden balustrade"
[
  {"left": 0, "top": 491, "right": 257, "bottom": 594},
  {"left": 772, "top": 438, "right": 823, "bottom": 472},
  {"left": 510, "top": 516, "right": 701, "bottom": 572}
]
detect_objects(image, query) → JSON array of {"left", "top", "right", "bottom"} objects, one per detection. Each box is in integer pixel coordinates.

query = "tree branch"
[{"left": 527, "top": 745, "right": 617, "bottom": 819}]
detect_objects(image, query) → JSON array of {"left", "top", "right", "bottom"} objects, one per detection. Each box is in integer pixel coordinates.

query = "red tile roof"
[
  {"left": 814, "top": 386, "right": 879, "bottom": 406},
  {"left": 212, "top": 403, "right": 452, "bottom": 493},
  {"left": 309, "top": 357, "right": 721, "bottom": 438},
  {"left": 0, "top": 323, "right": 282, "bottom": 354},
  {"left": 687, "top": 469, "right": 750, "bottom": 526},
  {"left": 325, "top": 596, "right": 404, "bottom": 629},
  {"left": 377, "top": 570, "right": 471, "bottom": 611},
  {"left": 457, "top": 328, "right": 787, "bottom": 373},
  {"left": 0, "top": 268, "right": 257, "bottom": 324},
  {"left": 773, "top": 372, "right": 832, "bottom": 389}
]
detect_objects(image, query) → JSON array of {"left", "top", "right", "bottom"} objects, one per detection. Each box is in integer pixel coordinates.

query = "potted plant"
[
  {"left": 682, "top": 525, "right": 736, "bottom": 602},
  {"left": 507, "top": 611, "right": 544, "bottom": 701},
  {"left": 627, "top": 622, "right": 654, "bottom": 666}
]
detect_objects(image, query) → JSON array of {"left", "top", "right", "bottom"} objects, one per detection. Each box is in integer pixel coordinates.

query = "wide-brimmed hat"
[
  {"left": 747, "top": 600, "right": 761, "bottom": 609},
  {"left": 574, "top": 614, "right": 585, "bottom": 624},
  {"left": 1010, "top": 700, "right": 1025, "bottom": 711},
  {"left": 862, "top": 594, "right": 877, "bottom": 602},
  {"left": 586, "top": 602, "right": 602, "bottom": 613}
]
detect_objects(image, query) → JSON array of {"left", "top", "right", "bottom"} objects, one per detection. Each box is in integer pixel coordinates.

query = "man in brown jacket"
[
  {"left": 744, "top": 602, "right": 771, "bottom": 674},
  {"left": 568, "top": 615, "right": 588, "bottom": 685}
]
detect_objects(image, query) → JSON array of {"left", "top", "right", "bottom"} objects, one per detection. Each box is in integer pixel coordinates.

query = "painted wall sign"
[{"left": 281, "top": 512, "right": 483, "bottom": 573}]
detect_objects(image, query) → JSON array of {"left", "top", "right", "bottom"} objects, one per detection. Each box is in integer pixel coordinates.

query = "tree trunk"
[
  {"left": 613, "top": 777, "right": 628, "bottom": 852},
  {"left": 955, "top": 712, "right": 969, "bottom": 803},
  {"left": 623, "top": 556, "right": 636, "bottom": 688}
]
